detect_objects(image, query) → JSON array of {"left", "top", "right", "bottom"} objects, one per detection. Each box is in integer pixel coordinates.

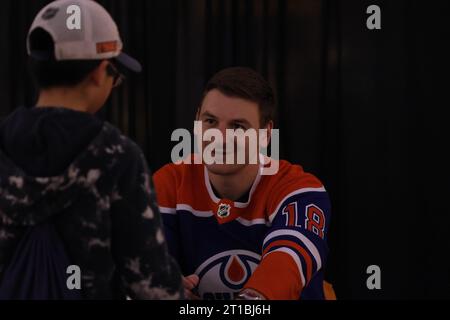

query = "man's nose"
[{"left": 216, "top": 123, "right": 228, "bottom": 138}]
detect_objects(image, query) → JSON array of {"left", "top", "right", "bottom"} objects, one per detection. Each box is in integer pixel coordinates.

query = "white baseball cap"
[{"left": 27, "top": 0, "right": 142, "bottom": 72}]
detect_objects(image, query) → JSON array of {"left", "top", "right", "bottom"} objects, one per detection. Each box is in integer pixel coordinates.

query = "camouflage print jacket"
[{"left": 0, "top": 108, "right": 183, "bottom": 299}]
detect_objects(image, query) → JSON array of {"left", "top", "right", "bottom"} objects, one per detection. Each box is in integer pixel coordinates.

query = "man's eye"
[
  {"left": 204, "top": 119, "right": 216, "bottom": 125},
  {"left": 233, "top": 124, "right": 246, "bottom": 130}
]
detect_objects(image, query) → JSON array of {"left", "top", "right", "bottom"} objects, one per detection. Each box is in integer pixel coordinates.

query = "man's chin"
[{"left": 205, "top": 163, "right": 247, "bottom": 176}]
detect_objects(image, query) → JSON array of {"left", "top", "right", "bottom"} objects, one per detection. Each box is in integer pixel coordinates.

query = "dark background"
[{"left": 0, "top": 0, "right": 449, "bottom": 299}]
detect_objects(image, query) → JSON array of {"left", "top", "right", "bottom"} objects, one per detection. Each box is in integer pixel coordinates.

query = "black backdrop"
[{"left": 0, "top": 0, "right": 449, "bottom": 299}]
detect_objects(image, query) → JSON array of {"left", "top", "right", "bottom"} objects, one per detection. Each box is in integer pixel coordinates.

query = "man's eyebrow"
[
  {"left": 200, "top": 111, "right": 218, "bottom": 119},
  {"left": 199, "top": 113, "right": 252, "bottom": 126},
  {"left": 231, "top": 119, "right": 252, "bottom": 126}
]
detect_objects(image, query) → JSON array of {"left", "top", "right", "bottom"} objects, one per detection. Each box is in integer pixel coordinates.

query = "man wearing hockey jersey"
[{"left": 154, "top": 67, "right": 335, "bottom": 300}]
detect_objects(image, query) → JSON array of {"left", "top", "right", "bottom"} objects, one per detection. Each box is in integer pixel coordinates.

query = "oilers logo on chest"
[{"left": 195, "top": 250, "right": 261, "bottom": 300}]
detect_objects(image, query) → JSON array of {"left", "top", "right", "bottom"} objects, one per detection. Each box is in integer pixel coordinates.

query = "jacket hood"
[{"left": 0, "top": 107, "right": 127, "bottom": 226}]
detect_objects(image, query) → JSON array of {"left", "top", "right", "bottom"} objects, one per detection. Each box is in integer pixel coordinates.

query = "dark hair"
[
  {"left": 203, "top": 67, "right": 276, "bottom": 126},
  {"left": 28, "top": 28, "right": 101, "bottom": 89}
]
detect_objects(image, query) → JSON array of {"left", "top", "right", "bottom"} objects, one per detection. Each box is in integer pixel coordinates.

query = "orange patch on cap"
[{"left": 96, "top": 41, "right": 118, "bottom": 54}]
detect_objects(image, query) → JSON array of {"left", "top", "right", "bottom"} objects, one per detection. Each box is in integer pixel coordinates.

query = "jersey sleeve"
[{"left": 244, "top": 184, "right": 331, "bottom": 300}]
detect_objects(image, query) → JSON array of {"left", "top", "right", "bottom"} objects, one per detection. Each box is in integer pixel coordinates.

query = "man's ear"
[
  {"left": 90, "top": 60, "right": 109, "bottom": 86},
  {"left": 262, "top": 120, "right": 274, "bottom": 147}
]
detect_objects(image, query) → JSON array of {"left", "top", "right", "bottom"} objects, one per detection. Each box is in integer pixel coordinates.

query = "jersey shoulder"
[
  {"left": 153, "top": 160, "right": 204, "bottom": 208},
  {"left": 263, "top": 160, "right": 327, "bottom": 217},
  {"left": 266, "top": 159, "right": 324, "bottom": 191}
]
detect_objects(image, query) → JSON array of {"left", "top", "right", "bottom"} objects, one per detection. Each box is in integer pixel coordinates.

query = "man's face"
[{"left": 197, "top": 89, "right": 269, "bottom": 176}]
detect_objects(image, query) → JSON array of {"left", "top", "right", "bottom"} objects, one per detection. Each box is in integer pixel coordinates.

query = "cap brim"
[{"left": 114, "top": 52, "right": 142, "bottom": 73}]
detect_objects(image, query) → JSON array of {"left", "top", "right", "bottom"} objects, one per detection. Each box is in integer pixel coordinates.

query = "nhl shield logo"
[{"left": 217, "top": 203, "right": 231, "bottom": 218}]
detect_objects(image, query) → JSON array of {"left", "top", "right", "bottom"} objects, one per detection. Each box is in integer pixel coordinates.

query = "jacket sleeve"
[
  {"left": 152, "top": 164, "right": 182, "bottom": 269},
  {"left": 110, "top": 149, "right": 184, "bottom": 300}
]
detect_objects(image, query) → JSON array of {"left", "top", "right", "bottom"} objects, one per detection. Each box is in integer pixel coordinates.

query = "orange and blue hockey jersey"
[{"left": 153, "top": 157, "right": 334, "bottom": 300}]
